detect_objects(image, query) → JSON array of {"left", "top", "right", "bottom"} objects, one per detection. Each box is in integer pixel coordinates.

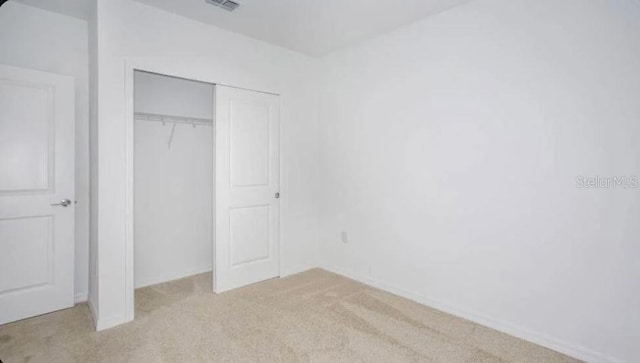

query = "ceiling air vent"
[
  {"left": 205, "top": 0, "right": 240, "bottom": 12},
  {"left": 220, "top": 1, "right": 240, "bottom": 11}
]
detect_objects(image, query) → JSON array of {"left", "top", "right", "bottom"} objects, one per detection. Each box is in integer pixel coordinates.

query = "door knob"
[{"left": 51, "top": 199, "right": 73, "bottom": 207}]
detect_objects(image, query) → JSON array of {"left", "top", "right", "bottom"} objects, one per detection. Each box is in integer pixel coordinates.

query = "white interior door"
[
  {"left": 0, "top": 64, "right": 75, "bottom": 325},
  {"left": 214, "top": 85, "right": 280, "bottom": 293}
]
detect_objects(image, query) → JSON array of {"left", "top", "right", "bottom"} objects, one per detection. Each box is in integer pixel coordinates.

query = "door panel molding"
[{"left": 0, "top": 79, "right": 55, "bottom": 195}]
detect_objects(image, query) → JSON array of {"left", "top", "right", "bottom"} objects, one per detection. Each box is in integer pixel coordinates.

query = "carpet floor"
[{"left": 0, "top": 269, "right": 580, "bottom": 362}]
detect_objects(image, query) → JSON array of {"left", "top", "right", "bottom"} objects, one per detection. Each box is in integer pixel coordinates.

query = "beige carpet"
[{"left": 0, "top": 269, "right": 580, "bottom": 363}]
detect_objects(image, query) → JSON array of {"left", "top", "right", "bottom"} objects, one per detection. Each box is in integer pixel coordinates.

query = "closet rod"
[{"left": 134, "top": 112, "right": 213, "bottom": 126}]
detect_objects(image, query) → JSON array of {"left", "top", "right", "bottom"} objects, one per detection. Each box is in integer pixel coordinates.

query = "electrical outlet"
[{"left": 341, "top": 231, "right": 349, "bottom": 244}]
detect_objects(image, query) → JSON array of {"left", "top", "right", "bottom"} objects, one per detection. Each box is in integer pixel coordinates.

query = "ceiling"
[
  {"left": 12, "top": 0, "right": 90, "bottom": 20},
  {"left": 10, "top": 0, "right": 473, "bottom": 56},
  {"left": 134, "top": 0, "right": 473, "bottom": 56}
]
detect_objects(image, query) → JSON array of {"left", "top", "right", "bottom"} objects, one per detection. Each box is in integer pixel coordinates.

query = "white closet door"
[
  {"left": 0, "top": 64, "right": 75, "bottom": 324},
  {"left": 214, "top": 85, "right": 280, "bottom": 293}
]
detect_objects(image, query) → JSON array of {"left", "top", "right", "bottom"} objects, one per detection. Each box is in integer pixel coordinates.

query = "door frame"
[{"left": 123, "top": 59, "right": 285, "bottom": 322}]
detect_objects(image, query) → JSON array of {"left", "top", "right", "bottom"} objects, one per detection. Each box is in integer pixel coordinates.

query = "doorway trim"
[{"left": 123, "top": 59, "right": 285, "bottom": 322}]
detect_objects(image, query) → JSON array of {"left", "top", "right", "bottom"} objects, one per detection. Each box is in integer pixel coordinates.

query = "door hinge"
[{"left": 275, "top": 192, "right": 280, "bottom": 199}]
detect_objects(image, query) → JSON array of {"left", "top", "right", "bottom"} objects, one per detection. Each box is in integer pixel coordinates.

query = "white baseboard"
[
  {"left": 95, "top": 314, "right": 131, "bottom": 331},
  {"left": 281, "top": 263, "right": 317, "bottom": 277},
  {"left": 135, "top": 264, "right": 213, "bottom": 289},
  {"left": 86, "top": 294, "right": 130, "bottom": 332},
  {"left": 87, "top": 298, "right": 98, "bottom": 329},
  {"left": 74, "top": 292, "right": 88, "bottom": 304},
  {"left": 321, "top": 265, "right": 621, "bottom": 363}
]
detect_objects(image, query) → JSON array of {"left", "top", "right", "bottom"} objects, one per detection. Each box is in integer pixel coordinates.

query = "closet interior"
[{"left": 134, "top": 71, "right": 214, "bottom": 288}]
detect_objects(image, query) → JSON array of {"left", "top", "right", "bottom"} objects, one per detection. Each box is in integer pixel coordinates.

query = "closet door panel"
[{"left": 215, "top": 85, "right": 280, "bottom": 293}]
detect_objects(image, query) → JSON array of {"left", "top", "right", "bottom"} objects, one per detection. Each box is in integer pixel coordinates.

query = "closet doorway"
[
  {"left": 132, "top": 70, "right": 281, "bottom": 310},
  {"left": 134, "top": 71, "right": 214, "bottom": 289}
]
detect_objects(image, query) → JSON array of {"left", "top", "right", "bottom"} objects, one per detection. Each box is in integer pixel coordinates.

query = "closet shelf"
[{"left": 134, "top": 112, "right": 213, "bottom": 126}]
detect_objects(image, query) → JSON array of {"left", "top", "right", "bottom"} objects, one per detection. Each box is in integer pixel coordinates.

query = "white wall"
[
  {"left": 0, "top": 2, "right": 90, "bottom": 303},
  {"left": 93, "top": 0, "right": 320, "bottom": 329},
  {"left": 134, "top": 72, "right": 213, "bottom": 288},
  {"left": 318, "top": 0, "right": 640, "bottom": 362}
]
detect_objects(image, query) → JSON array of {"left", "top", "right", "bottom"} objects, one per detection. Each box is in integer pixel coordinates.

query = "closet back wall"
[{"left": 134, "top": 71, "right": 213, "bottom": 288}]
